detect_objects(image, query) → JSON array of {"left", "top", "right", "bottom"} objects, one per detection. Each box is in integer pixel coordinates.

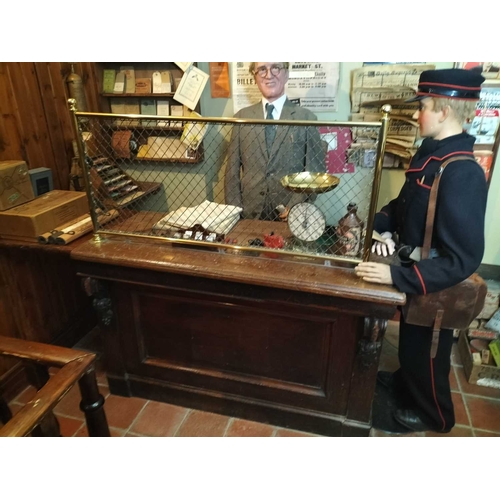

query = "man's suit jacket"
[{"left": 224, "top": 99, "right": 326, "bottom": 218}]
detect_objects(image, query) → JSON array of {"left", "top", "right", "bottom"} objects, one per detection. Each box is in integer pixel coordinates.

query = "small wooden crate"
[{"left": 458, "top": 330, "right": 500, "bottom": 388}]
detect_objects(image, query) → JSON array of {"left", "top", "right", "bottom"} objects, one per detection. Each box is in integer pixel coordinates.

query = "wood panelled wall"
[
  {"left": 0, "top": 62, "right": 101, "bottom": 189},
  {"left": 0, "top": 62, "right": 100, "bottom": 399}
]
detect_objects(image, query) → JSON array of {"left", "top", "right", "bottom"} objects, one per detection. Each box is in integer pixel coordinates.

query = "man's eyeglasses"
[{"left": 254, "top": 64, "right": 284, "bottom": 78}]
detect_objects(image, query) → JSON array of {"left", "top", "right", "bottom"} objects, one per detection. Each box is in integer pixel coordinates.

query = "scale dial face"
[{"left": 287, "top": 203, "right": 326, "bottom": 242}]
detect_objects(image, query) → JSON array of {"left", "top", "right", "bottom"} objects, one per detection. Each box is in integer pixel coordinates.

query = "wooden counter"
[
  {"left": 0, "top": 234, "right": 96, "bottom": 399},
  {"left": 72, "top": 235, "right": 405, "bottom": 436}
]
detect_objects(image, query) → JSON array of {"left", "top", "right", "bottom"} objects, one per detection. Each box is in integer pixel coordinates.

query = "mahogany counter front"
[{"left": 71, "top": 236, "right": 405, "bottom": 436}]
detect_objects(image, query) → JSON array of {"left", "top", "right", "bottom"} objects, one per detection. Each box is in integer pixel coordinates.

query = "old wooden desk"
[{"left": 72, "top": 235, "right": 405, "bottom": 436}]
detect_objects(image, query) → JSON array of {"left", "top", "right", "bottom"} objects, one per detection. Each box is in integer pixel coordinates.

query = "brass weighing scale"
[{"left": 280, "top": 172, "right": 340, "bottom": 252}]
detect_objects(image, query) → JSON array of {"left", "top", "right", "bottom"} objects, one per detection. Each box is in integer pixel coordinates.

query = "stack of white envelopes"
[{"left": 153, "top": 200, "right": 242, "bottom": 235}]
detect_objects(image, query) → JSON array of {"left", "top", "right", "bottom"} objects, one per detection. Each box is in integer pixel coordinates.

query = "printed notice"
[
  {"left": 174, "top": 66, "right": 209, "bottom": 110},
  {"left": 286, "top": 62, "right": 340, "bottom": 112},
  {"left": 174, "top": 62, "right": 193, "bottom": 72},
  {"left": 231, "top": 62, "right": 262, "bottom": 114},
  {"left": 209, "top": 62, "right": 230, "bottom": 98}
]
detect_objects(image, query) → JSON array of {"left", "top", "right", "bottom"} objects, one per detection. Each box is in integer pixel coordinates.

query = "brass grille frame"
[{"left": 69, "top": 99, "right": 390, "bottom": 265}]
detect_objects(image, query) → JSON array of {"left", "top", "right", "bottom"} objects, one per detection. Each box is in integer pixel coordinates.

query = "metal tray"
[{"left": 280, "top": 172, "right": 340, "bottom": 194}]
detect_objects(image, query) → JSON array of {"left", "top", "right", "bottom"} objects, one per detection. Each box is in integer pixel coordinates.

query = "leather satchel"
[{"left": 401, "top": 156, "right": 487, "bottom": 355}]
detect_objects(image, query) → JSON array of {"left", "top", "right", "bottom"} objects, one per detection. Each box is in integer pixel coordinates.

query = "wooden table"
[{"left": 72, "top": 234, "right": 405, "bottom": 436}]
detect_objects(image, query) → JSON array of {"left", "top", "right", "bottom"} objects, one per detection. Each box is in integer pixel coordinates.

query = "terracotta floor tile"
[
  {"left": 464, "top": 395, "right": 500, "bottom": 433},
  {"left": 98, "top": 385, "right": 110, "bottom": 399},
  {"left": 225, "top": 418, "right": 275, "bottom": 437},
  {"left": 12, "top": 386, "right": 37, "bottom": 405},
  {"left": 450, "top": 342, "right": 463, "bottom": 367},
  {"left": 56, "top": 415, "right": 85, "bottom": 437},
  {"left": 455, "top": 365, "right": 500, "bottom": 399},
  {"left": 451, "top": 392, "right": 470, "bottom": 426},
  {"left": 274, "top": 428, "right": 318, "bottom": 437},
  {"left": 129, "top": 401, "right": 189, "bottom": 437},
  {"left": 74, "top": 425, "right": 124, "bottom": 437},
  {"left": 424, "top": 425, "right": 473, "bottom": 437},
  {"left": 53, "top": 383, "right": 109, "bottom": 419},
  {"left": 96, "top": 372, "right": 108, "bottom": 387},
  {"left": 449, "top": 367, "right": 458, "bottom": 391},
  {"left": 53, "top": 384, "right": 86, "bottom": 419},
  {"left": 474, "top": 430, "right": 500, "bottom": 437},
  {"left": 101, "top": 394, "right": 147, "bottom": 430},
  {"left": 176, "top": 410, "right": 230, "bottom": 437}
]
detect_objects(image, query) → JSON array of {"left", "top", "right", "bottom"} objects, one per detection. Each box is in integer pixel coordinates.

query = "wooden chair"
[{"left": 0, "top": 336, "right": 110, "bottom": 437}]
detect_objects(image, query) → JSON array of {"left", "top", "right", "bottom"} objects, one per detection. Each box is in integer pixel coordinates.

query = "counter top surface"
[
  {"left": 71, "top": 236, "right": 406, "bottom": 306},
  {"left": 0, "top": 233, "right": 93, "bottom": 254}
]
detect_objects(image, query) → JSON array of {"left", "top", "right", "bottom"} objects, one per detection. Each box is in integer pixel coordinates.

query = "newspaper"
[
  {"left": 350, "top": 64, "right": 434, "bottom": 167},
  {"left": 352, "top": 64, "right": 434, "bottom": 89},
  {"left": 351, "top": 87, "right": 418, "bottom": 113}
]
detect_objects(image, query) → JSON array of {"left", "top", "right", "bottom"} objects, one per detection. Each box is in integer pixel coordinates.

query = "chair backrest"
[{"left": 0, "top": 336, "right": 110, "bottom": 437}]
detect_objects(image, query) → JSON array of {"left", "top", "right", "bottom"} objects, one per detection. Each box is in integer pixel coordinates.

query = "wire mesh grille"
[{"left": 74, "top": 112, "right": 385, "bottom": 263}]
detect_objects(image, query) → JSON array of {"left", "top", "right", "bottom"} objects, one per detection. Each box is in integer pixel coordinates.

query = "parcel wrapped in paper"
[{"left": 153, "top": 200, "right": 242, "bottom": 235}]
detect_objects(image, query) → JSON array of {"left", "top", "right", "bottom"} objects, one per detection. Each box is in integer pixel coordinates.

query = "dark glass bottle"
[{"left": 335, "top": 203, "right": 364, "bottom": 257}]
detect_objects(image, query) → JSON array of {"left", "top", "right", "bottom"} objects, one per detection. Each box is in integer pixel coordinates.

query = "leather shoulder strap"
[{"left": 422, "top": 155, "right": 476, "bottom": 259}]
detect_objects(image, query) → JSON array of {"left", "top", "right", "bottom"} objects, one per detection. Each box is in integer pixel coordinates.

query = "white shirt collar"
[{"left": 261, "top": 94, "right": 287, "bottom": 119}]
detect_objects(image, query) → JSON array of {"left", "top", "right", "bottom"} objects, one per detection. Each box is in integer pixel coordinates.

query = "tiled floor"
[{"left": 3, "top": 321, "right": 500, "bottom": 437}]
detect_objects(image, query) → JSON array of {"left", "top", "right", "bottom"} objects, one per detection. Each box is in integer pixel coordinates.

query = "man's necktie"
[{"left": 265, "top": 103, "right": 276, "bottom": 153}]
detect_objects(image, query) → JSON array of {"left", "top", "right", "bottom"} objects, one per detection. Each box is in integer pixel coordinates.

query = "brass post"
[
  {"left": 362, "top": 104, "right": 392, "bottom": 262},
  {"left": 68, "top": 98, "right": 100, "bottom": 240}
]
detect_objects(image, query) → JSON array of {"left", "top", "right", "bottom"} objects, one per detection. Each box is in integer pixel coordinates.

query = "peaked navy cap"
[{"left": 406, "top": 68, "right": 485, "bottom": 102}]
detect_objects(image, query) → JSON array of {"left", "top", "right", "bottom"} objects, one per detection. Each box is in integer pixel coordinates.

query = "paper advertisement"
[
  {"left": 174, "top": 65, "right": 209, "bottom": 110},
  {"left": 231, "top": 62, "right": 262, "bottom": 114},
  {"left": 286, "top": 62, "right": 340, "bottom": 112}
]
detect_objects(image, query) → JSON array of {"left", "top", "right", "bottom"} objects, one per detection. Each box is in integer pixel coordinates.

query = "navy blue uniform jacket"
[{"left": 374, "top": 133, "right": 488, "bottom": 295}]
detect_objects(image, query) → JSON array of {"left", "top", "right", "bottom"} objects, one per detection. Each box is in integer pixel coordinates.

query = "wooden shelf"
[
  {"left": 105, "top": 123, "right": 184, "bottom": 132},
  {"left": 134, "top": 156, "right": 201, "bottom": 164},
  {"left": 114, "top": 182, "right": 161, "bottom": 208}
]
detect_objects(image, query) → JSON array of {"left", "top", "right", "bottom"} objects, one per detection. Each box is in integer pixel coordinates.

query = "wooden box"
[
  {"left": 0, "top": 160, "right": 35, "bottom": 210},
  {"left": 0, "top": 190, "right": 89, "bottom": 240},
  {"left": 458, "top": 330, "right": 500, "bottom": 388}
]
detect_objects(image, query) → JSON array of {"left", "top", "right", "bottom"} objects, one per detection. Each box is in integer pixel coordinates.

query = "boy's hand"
[
  {"left": 372, "top": 231, "right": 396, "bottom": 257},
  {"left": 354, "top": 262, "right": 393, "bottom": 285}
]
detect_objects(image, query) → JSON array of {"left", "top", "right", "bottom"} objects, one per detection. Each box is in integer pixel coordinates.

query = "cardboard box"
[
  {"left": 0, "top": 160, "right": 35, "bottom": 210},
  {"left": 458, "top": 331, "right": 500, "bottom": 388},
  {"left": 468, "top": 327, "right": 499, "bottom": 341},
  {"left": 0, "top": 190, "right": 89, "bottom": 240}
]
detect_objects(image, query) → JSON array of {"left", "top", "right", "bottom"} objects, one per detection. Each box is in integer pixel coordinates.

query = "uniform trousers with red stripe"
[{"left": 392, "top": 314, "right": 455, "bottom": 432}]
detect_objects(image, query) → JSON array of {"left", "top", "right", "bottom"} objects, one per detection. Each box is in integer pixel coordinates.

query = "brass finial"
[{"left": 68, "top": 98, "right": 77, "bottom": 111}]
